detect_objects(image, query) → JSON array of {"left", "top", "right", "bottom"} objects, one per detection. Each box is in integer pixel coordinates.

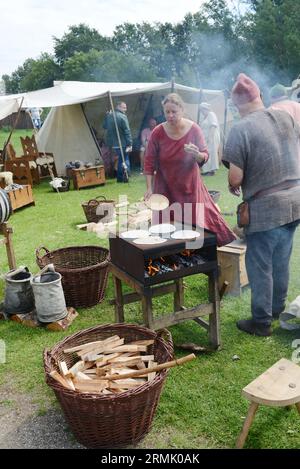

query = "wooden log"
[{"left": 102, "top": 354, "right": 196, "bottom": 381}]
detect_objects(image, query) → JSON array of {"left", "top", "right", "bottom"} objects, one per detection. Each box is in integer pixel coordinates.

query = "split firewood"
[
  {"left": 50, "top": 335, "right": 195, "bottom": 396},
  {"left": 58, "top": 361, "right": 69, "bottom": 376},
  {"left": 50, "top": 370, "right": 75, "bottom": 390},
  {"left": 102, "top": 345, "right": 147, "bottom": 354},
  {"left": 109, "top": 379, "right": 146, "bottom": 389},
  {"left": 136, "top": 361, "right": 146, "bottom": 370},
  {"left": 73, "top": 379, "right": 109, "bottom": 393},
  {"left": 63, "top": 335, "right": 120, "bottom": 354},
  {"left": 95, "top": 352, "right": 122, "bottom": 367},
  {"left": 147, "top": 360, "right": 157, "bottom": 382},
  {"left": 130, "top": 340, "right": 154, "bottom": 346},
  {"left": 66, "top": 360, "right": 86, "bottom": 378},
  {"left": 76, "top": 371, "right": 92, "bottom": 380},
  {"left": 79, "top": 338, "right": 125, "bottom": 360}
]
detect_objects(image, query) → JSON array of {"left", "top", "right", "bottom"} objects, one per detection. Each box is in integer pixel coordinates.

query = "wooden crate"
[
  {"left": 72, "top": 166, "right": 105, "bottom": 190},
  {"left": 8, "top": 185, "right": 35, "bottom": 211},
  {"left": 217, "top": 240, "right": 248, "bottom": 296}
]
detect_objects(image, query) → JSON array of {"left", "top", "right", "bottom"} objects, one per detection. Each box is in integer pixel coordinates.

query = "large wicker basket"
[
  {"left": 82, "top": 196, "right": 115, "bottom": 223},
  {"left": 36, "top": 245, "right": 109, "bottom": 308},
  {"left": 44, "top": 323, "right": 173, "bottom": 448}
]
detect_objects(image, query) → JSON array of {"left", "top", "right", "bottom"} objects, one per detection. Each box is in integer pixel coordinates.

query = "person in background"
[
  {"left": 269, "top": 83, "right": 300, "bottom": 126},
  {"left": 103, "top": 101, "right": 132, "bottom": 183},
  {"left": 144, "top": 93, "right": 235, "bottom": 247},
  {"left": 223, "top": 73, "right": 300, "bottom": 337},
  {"left": 27, "top": 107, "right": 43, "bottom": 130},
  {"left": 139, "top": 117, "right": 157, "bottom": 174},
  {"left": 199, "top": 103, "right": 220, "bottom": 176}
]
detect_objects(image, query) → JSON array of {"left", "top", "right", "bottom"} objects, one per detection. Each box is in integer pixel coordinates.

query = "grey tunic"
[{"left": 223, "top": 109, "right": 300, "bottom": 233}]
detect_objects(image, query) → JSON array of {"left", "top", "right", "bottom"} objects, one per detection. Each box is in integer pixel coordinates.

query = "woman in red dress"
[{"left": 144, "top": 93, "right": 235, "bottom": 246}]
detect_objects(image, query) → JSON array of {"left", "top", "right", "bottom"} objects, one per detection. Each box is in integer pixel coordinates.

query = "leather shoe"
[{"left": 236, "top": 319, "right": 272, "bottom": 336}]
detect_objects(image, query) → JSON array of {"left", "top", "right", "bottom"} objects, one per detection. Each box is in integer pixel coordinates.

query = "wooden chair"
[
  {"left": 6, "top": 143, "right": 39, "bottom": 185},
  {"left": 20, "top": 135, "right": 57, "bottom": 178},
  {"left": 236, "top": 358, "right": 300, "bottom": 448},
  {"left": 0, "top": 222, "right": 16, "bottom": 270}
]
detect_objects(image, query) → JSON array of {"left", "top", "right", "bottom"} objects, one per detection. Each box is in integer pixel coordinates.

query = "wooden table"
[
  {"left": 72, "top": 166, "right": 105, "bottom": 190},
  {"left": 109, "top": 262, "right": 221, "bottom": 349}
]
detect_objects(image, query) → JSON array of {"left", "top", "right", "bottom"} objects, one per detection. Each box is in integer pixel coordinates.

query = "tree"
[
  {"left": 64, "top": 49, "right": 159, "bottom": 82},
  {"left": 21, "top": 54, "right": 61, "bottom": 91},
  {"left": 2, "top": 59, "right": 35, "bottom": 93},
  {"left": 53, "top": 24, "right": 111, "bottom": 66},
  {"left": 243, "top": 0, "right": 300, "bottom": 82}
]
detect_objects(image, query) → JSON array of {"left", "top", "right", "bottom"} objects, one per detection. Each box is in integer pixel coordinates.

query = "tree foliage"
[{"left": 2, "top": 1, "right": 300, "bottom": 93}]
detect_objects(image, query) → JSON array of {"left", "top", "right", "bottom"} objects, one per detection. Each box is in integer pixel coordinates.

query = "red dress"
[{"left": 144, "top": 123, "right": 235, "bottom": 246}]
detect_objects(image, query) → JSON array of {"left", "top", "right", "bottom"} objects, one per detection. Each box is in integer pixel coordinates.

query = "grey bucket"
[
  {"left": 31, "top": 264, "right": 67, "bottom": 323},
  {"left": 4, "top": 266, "right": 34, "bottom": 315}
]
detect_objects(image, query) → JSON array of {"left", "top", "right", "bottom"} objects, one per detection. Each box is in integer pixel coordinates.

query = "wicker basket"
[
  {"left": 36, "top": 245, "right": 109, "bottom": 308},
  {"left": 44, "top": 323, "right": 173, "bottom": 448},
  {"left": 82, "top": 196, "right": 115, "bottom": 223}
]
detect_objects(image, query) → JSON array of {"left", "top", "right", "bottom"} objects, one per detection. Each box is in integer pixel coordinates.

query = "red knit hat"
[{"left": 231, "top": 73, "right": 260, "bottom": 105}]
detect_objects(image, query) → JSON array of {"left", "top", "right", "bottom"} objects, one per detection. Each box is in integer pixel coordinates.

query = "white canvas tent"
[{"left": 0, "top": 81, "right": 232, "bottom": 176}]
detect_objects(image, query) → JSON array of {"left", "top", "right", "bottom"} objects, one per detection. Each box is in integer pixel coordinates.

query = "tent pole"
[
  {"left": 80, "top": 103, "right": 103, "bottom": 158},
  {"left": 171, "top": 77, "right": 175, "bottom": 93},
  {"left": 2, "top": 97, "right": 24, "bottom": 167},
  {"left": 222, "top": 89, "right": 229, "bottom": 158},
  {"left": 108, "top": 91, "right": 129, "bottom": 183},
  {"left": 197, "top": 89, "right": 203, "bottom": 125}
]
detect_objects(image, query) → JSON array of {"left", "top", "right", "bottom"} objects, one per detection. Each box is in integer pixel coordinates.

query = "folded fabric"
[{"left": 280, "top": 295, "right": 300, "bottom": 330}]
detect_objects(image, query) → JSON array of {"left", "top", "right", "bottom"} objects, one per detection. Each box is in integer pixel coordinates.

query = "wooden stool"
[
  {"left": 236, "top": 358, "right": 300, "bottom": 448},
  {"left": 0, "top": 222, "right": 17, "bottom": 270}
]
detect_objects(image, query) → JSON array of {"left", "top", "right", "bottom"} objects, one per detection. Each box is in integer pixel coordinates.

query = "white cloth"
[
  {"left": 0, "top": 172, "right": 13, "bottom": 185},
  {"left": 280, "top": 295, "right": 300, "bottom": 330},
  {"left": 200, "top": 111, "right": 220, "bottom": 173}
]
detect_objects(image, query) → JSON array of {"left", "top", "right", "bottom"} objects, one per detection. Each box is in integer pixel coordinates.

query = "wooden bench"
[{"left": 236, "top": 358, "right": 300, "bottom": 448}]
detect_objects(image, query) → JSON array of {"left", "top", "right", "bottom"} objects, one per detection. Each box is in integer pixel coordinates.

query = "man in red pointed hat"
[{"left": 223, "top": 73, "right": 300, "bottom": 337}]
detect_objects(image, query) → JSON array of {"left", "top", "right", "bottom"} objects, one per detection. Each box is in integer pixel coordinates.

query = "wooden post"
[
  {"left": 0, "top": 222, "right": 17, "bottom": 270},
  {"left": 236, "top": 402, "right": 259, "bottom": 449},
  {"left": 113, "top": 275, "right": 124, "bottom": 322},
  {"left": 141, "top": 293, "right": 154, "bottom": 329},
  {"left": 208, "top": 271, "right": 221, "bottom": 349},
  {"left": 174, "top": 279, "right": 184, "bottom": 312}
]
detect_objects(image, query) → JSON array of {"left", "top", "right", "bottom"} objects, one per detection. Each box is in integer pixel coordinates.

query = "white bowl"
[
  {"left": 149, "top": 224, "right": 176, "bottom": 235},
  {"left": 133, "top": 236, "right": 168, "bottom": 245},
  {"left": 120, "top": 230, "right": 150, "bottom": 239},
  {"left": 171, "top": 230, "right": 201, "bottom": 240}
]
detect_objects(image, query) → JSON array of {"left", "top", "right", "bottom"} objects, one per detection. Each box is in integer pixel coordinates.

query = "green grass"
[
  {"left": 0, "top": 129, "right": 34, "bottom": 155},
  {"left": 1, "top": 134, "right": 300, "bottom": 448}
]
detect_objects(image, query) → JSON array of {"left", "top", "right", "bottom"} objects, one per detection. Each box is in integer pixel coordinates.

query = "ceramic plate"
[
  {"left": 120, "top": 230, "right": 150, "bottom": 239},
  {"left": 171, "top": 230, "right": 201, "bottom": 240},
  {"left": 149, "top": 223, "right": 176, "bottom": 235},
  {"left": 133, "top": 236, "right": 168, "bottom": 245},
  {"left": 145, "top": 194, "right": 169, "bottom": 211}
]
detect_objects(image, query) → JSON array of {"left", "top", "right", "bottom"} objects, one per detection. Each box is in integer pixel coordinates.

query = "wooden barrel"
[{"left": 0, "top": 189, "right": 12, "bottom": 223}]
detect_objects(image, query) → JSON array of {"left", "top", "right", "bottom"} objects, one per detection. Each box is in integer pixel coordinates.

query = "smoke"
[{"left": 188, "top": 29, "right": 291, "bottom": 104}]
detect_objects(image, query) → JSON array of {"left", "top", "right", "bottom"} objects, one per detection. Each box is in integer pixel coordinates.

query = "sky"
[{"left": 0, "top": 0, "right": 206, "bottom": 78}]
